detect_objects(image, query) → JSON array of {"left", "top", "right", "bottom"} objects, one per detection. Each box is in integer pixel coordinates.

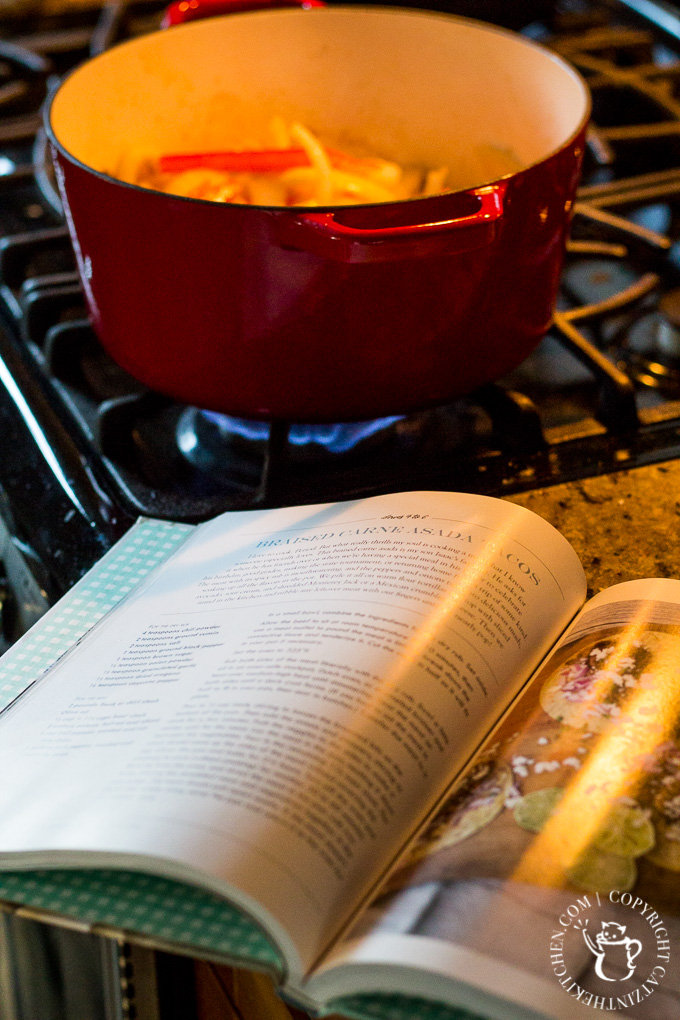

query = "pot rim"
[{"left": 44, "top": 4, "right": 592, "bottom": 214}]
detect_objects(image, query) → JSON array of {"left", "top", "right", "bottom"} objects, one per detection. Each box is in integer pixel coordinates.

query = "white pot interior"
[{"left": 50, "top": 6, "right": 590, "bottom": 194}]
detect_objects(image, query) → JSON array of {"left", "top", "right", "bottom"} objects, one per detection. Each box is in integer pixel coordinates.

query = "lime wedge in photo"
[
  {"left": 568, "top": 848, "right": 637, "bottom": 893},
  {"left": 593, "top": 804, "right": 655, "bottom": 858},
  {"left": 646, "top": 823, "right": 680, "bottom": 872},
  {"left": 513, "top": 787, "right": 564, "bottom": 833}
]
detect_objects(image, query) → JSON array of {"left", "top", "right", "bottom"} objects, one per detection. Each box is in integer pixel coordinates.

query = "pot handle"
[
  {"left": 162, "top": 0, "right": 324, "bottom": 28},
  {"left": 277, "top": 183, "right": 506, "bottom": 263}
]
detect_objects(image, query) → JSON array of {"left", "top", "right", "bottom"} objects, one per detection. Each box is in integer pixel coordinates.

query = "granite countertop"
[{"left": 507, "top": 459, "right": 680, "bottom": 598}]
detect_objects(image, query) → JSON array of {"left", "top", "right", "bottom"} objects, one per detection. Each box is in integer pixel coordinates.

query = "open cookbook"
[{"left": 0, "top": 490, "right": 679, "bottom": 1020}]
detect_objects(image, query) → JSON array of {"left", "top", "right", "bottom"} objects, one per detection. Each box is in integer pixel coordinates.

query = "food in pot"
[{"left": 113, "top": 118, "right": 453, "bottom": 206}]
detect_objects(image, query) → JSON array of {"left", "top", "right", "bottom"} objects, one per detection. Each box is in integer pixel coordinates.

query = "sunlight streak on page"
[{"left": 511, "top": 616, "right": 680, "bottom": 887}]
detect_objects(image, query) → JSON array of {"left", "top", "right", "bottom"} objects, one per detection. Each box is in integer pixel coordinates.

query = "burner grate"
[{"left": 4, "top": 0, "right": 680, "bottom": 572}]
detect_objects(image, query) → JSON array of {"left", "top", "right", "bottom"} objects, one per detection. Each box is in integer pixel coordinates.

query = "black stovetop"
[{"left": 4, "top": 0, "right": 680, "bottom": 599}]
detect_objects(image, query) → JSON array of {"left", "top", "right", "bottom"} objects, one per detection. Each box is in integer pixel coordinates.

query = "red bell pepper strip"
[
  {"left": 157, "top": 147, "right": 388, "bottom": 175},
  {"left": 158, "top": 149, "right": 310, "bottom": 173}
]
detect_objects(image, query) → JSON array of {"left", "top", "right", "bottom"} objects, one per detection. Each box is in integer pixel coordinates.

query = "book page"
[
  {"left": 0, "top": 491, "right": 585, "bottom": 981},
  {"left": 310, "top": 579, "right": 680, "bottom": 1019}
]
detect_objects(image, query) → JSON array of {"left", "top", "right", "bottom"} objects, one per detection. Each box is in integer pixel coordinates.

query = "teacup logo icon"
[{"left": 582, "top": 920, "right": 642, "bottom": 982}]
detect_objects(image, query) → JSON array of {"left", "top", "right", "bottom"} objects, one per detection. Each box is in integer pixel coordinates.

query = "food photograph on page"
[
  {"left": 4, "top": 0, "right": 680, "bottom": 1018},
  {"left": 345, "top": 596, "right": 680, "bottom": 1019}
]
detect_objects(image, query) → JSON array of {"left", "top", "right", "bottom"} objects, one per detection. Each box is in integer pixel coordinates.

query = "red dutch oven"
[{"left": 45, "top": 4, "right": 590, "bottom": 422}]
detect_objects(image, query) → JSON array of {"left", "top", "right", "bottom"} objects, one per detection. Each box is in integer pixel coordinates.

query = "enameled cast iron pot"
[{"left": 46, "top": 5, "right": 590, "bottom": 422}]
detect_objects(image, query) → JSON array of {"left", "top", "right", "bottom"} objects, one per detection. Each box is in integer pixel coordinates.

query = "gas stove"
[
  {"left": 3, "top": 2, "right": 680, "bottom": 1018},
  {"left": 3, "top": 0, "right": 680, "bottom": 610}
]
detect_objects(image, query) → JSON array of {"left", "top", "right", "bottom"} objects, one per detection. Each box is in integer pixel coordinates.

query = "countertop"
[{"left": 507, "top": 459, "right": 680, "bottom": 597}]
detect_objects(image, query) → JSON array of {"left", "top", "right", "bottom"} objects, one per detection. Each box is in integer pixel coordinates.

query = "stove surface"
[{"left": 4, "top": 0, "right": 680, "bottom": 597}]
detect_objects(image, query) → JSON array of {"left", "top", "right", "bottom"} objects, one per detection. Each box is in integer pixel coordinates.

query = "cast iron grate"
[{"left": 5, "top": 0, "right": 680, "bottom": 529}]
